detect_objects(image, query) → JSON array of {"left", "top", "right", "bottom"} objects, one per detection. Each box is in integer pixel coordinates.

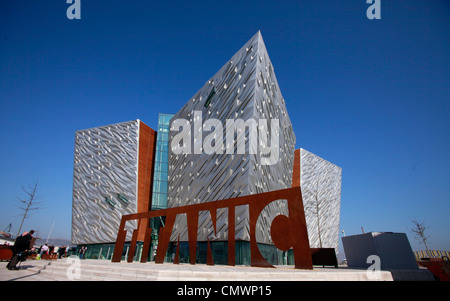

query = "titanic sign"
[{"left": 111, "top": 186, "right": 313, "bottom": 269}]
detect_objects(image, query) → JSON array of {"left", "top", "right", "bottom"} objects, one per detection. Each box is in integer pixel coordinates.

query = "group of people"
[
  {"left": 5, "top": 229, "right": 73, "bottom": 270},
  {"left": 37, "top": 243, "right": 70, "bottom": 259},
  {"left": 78, "top": 246, "right": 87, "bottom": 259}
]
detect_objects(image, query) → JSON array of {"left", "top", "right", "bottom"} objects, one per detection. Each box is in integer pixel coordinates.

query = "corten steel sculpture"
[{"left": 111, "top": 187, "right": 313, "bottom": 269}]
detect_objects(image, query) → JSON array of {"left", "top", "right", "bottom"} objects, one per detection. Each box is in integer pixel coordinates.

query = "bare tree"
[
  {"left": 411, "top": 218, "right": 431, "bottom": 258},
  {"left": 309, "top": 181, "right": 323, "bottom": 248},
  {"left": 16, "top": 180, "right": 42, "bottom": 237},
  {"left": 314, "top": 190, "right": 323, "bottom": 248}
]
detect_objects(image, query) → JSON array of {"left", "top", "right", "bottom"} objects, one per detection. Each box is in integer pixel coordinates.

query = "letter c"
[{"left": 221, "top": 286, "right": 229, "bottom": 296}]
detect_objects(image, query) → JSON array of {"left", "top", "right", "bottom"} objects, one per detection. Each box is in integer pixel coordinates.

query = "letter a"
[
  {"left": 67, "top": 0, "right": 81, "bottom": 20},
  {"left": 366, "top": 0, "right": 381, "bottom": 20},
  {"left": 171, "top": 119, "right": 192, "bottom": 155}
]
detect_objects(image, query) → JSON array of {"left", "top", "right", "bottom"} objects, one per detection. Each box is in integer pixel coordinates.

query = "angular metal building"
[
  {"left": 292, "top": 148, "right": 342, "bottom": 253},
  {"left": 167, "top": 31, "right": 296, "bottom": 247},
  {"left": 71, "top": 120, "right": 156, "bottom": 245},
  {"left": 70, "top": 32, "right": 342, "bottom": 265}
]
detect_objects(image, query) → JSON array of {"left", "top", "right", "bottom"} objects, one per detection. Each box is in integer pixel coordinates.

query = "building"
[
  {"left": 292, "top": 148, "right": 342, "bottom": 253},
  {"left": 415, "top": 250, "right": 450, "bottom": 260},
  {"left": 166, "top": 31, "right": 296, "bottom": 264},
  {"left": 151, "top": 113, "right": 174, "bottom": 211},
  {"left": 149, "top": 113, "right": 174, "bottom": 260},
  {"left": 71, "top": 32, "right": 342, "bottom": 265},
  {"left": 71, "top": 120, "right": 156, "bottom": 257}
]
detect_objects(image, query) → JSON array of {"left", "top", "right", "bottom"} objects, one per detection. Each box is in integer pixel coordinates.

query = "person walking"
[{"left": 6, "top": 230, "right": 34, "bottom": 270}]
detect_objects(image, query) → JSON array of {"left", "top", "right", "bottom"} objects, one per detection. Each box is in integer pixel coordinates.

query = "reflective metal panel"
[
  {"left": 72, "top": 120, "right": 140, "bottom": 244},
  {"left": 299, "top": 148, "right": 342, "bottom": 252},
  {"left": 167, "top": 32, "right": 296, "bottom": 244}
]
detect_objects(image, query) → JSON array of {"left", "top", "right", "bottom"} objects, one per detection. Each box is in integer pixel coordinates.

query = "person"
[
  {"left": 65, "top": 245, "right": 70, "bottom": 258},
  {"left": 58, "top": 245, "right": 65, "bottom": 258},
  {"left": 79, "top": 246, "right": 86, "bottom": 259},
  {"left": 6, "top": 230, "right": 34, "bottom": 270},
  {"left": 39, "top": 243, "right": 49, "bottom": 257}
]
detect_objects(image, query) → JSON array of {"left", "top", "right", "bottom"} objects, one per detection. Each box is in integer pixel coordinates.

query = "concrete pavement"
[{"left": 0, "top": 257, "right": 434, "bottom": 281}]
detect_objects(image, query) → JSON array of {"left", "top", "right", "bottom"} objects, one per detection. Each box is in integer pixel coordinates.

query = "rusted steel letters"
[{"left": 111, "top": 187, "right": 312, "bottom": 269}]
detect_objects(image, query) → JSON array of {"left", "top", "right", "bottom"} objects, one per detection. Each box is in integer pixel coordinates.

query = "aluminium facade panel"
[
  {"left": 167, "top": 31, "right": 296, "bottom": 244},
  {"left": 293, "top": 148, "right": 342, "bottom": 252},
  {"left": 72, "top": 120, "right": 156, "bottom": 245}
]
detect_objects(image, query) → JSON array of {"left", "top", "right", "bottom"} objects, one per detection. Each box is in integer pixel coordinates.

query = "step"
[
  {"left": 27, "top": 261, "right": 158, "bottom": 281},
  {"left": 17, "top": 258, "right": 401, "bottom": 281}
]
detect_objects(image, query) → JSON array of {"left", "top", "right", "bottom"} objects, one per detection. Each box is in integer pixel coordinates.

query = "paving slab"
[{"left": 0, "top": 258, "right": 434, "bottom": 281}]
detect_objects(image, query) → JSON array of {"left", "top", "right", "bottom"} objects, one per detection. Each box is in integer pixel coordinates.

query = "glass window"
[
  {"left": 160, "top": 141, "right": 169, "bottom": 149},
  {"left": 157, "top": 180, "right": 165, "bottom": 192},
  {"left": 161, "top": 133, "right": 169, "bottom": 142},
  {"left": 164, "top": 114, "right": 173, "bottom": 124},
  {"left": 160, "top": 182, "right": 167, "bottom": 192},
  {"left": 152, "top": 193, "right": 160, "bottom": 205},
  {"left": 161, "top": 151, "right": 168, "bottom": 163},
  {"left": 154, "top": 172, "right": 162, "bottom": 182},
  {"left": 152, "top": 181, "right": 158, "bottom": 192}
]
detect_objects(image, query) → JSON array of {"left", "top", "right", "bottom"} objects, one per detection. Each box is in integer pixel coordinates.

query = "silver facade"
[
  {"left": 167, "top": 32, "right": 296, "bottom": 244},
  {"left": 72, "top": 120, "right": 141, "bottom": 245},
  {"left": 299, "top": 148, "right": 342, "bottom": 252}
]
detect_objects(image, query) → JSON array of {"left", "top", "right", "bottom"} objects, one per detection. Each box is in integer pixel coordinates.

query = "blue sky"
[{"left": 0, "top": 0, "right": 449, "bottom": 254}]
